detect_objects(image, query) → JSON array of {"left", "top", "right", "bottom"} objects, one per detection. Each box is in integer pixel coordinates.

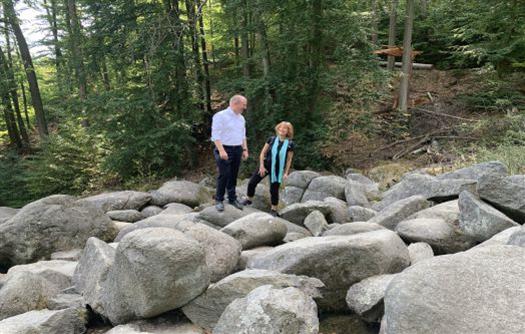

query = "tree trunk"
[
  {"left": 20, "top": 78, "right": 30, "bottom": 127},
  {"left": 197, "top": 0, "right": 212, "bottom": 113},
  {"left": 2, "top": 25, "right": 28, "bottom": 144},
  {"left": 43, "top": 0, "right": 64, "bottom": 94},
  {"left": 420, "top": 0, "right": 428, "bottom": 16},
  {"left": 0, "top": 45, "right": 22, "bottom": 149},
  {"left": 66, "top": 0, "right": 87, "bottom": 99},
  {"left": 3, "top": 0, "right": 48, "bottom": 138},
  {"left": 371, "top": 0, "right": 379, "bottom": 45},
  {"left": 398, "top": 0, "right": 415, "bottom": 112},
  {"left": 387, "top": 0, "right": 398, "bottom": 70},
  {"left": 308, "top": 0, "right": 323, "bottom": 114},
  {"left": 185, "top": 0, "right": 205, "bottom": 110},
  {"left": 240, "top": 0, "right": 250, "bottom": 80}
]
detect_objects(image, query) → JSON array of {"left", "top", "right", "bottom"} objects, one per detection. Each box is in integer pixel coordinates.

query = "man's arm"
[
  {"left": 212, "top": 115, "right": 228, "bottom": 160},
  {"left": 242, "top": 137, "right": 249, "bottom": 160}
]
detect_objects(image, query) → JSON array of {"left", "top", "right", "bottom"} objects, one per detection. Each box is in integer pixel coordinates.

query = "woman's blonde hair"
[{"left": 275, "top": 121, "right": 294, "bottom": 139}]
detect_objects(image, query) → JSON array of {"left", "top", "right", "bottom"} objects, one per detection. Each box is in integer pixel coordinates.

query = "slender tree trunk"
[
  {"left": 3, "top": 0, "right": 48, "bottom": 138},
  {"left": 66, "top": 0, "right": 87, "bottom": 99},
  {"left": 197, "top": 0, "right": 212, "bottom": 113},
  {"left": 387, "top": 0, "right": 398, "bottom": 70},
  {"left": 420, "top": 0, "right": 428, "bottom": 16},
  {"left": 371, "top": 0, "right": 379, "bottom": 45},
  {"left": 3, "top": 13, "right": 28, "bottom": 144},
  {"left": 20, "top": 78, "right": 29, "bottom": 127},
  {"left": 43, "top": 0, "right": 64, "bottom": 94},
  {"left": 0, "top": 45, "right": 22, "bottom": 149},
  {"left": 101, "top": 56, "right": 111, "bottom": 91},
  {"left": 240, "top": 0, "right": 250, "bottom": 80},
  {"left": 208, "top": 0, "right": 216, "bottom": 64},
  {"left": 398, "top": 0, "right": 415, "bottom": 112},
  {"left": 185, "top": 0, "right": 205, "bottom": 110}
]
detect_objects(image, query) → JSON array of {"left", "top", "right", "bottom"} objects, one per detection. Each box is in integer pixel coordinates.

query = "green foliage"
[{"left": 0, "top": 150, "right": 31, "bottom": 207}]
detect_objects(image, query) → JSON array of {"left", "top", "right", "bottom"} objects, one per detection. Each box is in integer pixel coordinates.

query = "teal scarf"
[{"left": 271, "top": 137, "right": 289, "bottom": 183}]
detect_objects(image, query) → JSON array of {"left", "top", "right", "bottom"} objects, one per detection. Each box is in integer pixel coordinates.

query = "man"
[{"left": 211, "top": 95, "right": 249, "bottom": 211}]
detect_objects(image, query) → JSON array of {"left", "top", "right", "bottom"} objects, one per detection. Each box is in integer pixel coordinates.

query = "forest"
[{"left": 0, "top": 0, "right": 524, "bottom": 207}]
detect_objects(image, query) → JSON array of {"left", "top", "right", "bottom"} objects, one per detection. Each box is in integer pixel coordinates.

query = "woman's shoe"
[
  {"left": 270, "top": 209, "right": 280, "bottom": 217},
  {"left": 240, "top": 198, "right": 253, "bottom": 206}
]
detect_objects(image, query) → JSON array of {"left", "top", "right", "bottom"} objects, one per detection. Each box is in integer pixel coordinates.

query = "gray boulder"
[
  {"left": 346, "top": 274, "right": 397, "bottom": 322},
  {"left": 436, "top": 161, "right": 508, "bottom": 181},
  {"left": 0, "top": 195, "right": 118, "bottom": 267},
  {"left": 107, "top": 321, "right": 205, "bottom": 334},
  {"left": 459, "top": 190, "right": 518, "bottom": 242},
  {"left": 237, "top": 181, "right": 271, "bottom": 211},
  {"left": 51, "top": 249, "right": 82, "bottom": 261},
  {"left": 375, "top": 174, "right": 477, "bottom": 211},
  {"left": 47, "top": 293, "right": 84, "bottom": 311},
  {"left": 7, "top": 260, "right": 77, "bottom": 290},
  {"left": 221, "top": 212, "right": 287, "bottom": 250},
  {"left": 279, "top": 200, "right": 332, "bottom": 225},
  {"left": 368, "top": 195, "right": 430, "bottom": 230},
  {"left": 248, "top": 230, "right": 410, "bottom": 311},
  {"left": 346, "top": 173, "right": 381, "bottom": 200},
  {"left": 407, "top": 242, "right": 434, "bottom": 264},
  {"left": 140, "top": 205, "right": 163, "bottom": 218},
  {"left": 0, "top": 207, "right": 18, "bottom": 224},
  {"left": 384, "top": 245, "right": 525, "bottom": 334},
  {"left": 236, "top": 247, "right": 274, "bottom": 271},
  {"left": 161, "top": 202, "right": 194, "bottom": 215},
  {"left": 396, "top": 218, "right": 474, "bottom": 254},
  {"left": 79, "top": 191, "right": 151, "bottom": 212},
  {"left": 182, "top": 269, "right": 323, "bottom": 331},
  {"left": 284, "top": 232, "right": 309, "bottom": 242},
  {"left": 181, "top": 223, "right": 242, "bottom": 282},
  {"left": 477, "top": 174, "right": 525, "bottom": 223},
  {"left": 348, "top": 206, "right": 377, "bottom": 222},
  {"left": 286, "top": 170, "right": 321, "bottom": 189},
  {"left": 150, "top": 180, "right": 211, "bottom": 207},
  {"left": 0, "top": 308, "right": 87, "bottom": 334},
  {"left": 471, "top": 226, "right": 522, "bottom": 249},
  {"left": 304, "top": 210, "right": 329, "bottom": 236},
  {"left": 0, "top": 271, "right": 59, "bottom": 320},
  {"left": 302, "top": 175, "right": 347, "bottom": 202},
  {"left": 407, "top": 200, "right": 459, "bottom": 224},
  {"left": 345, "top": 181, "right": 370, "bottom": 207},
  {"left": 197, "top": 204, "right": 260, "bottom": 228},
  {"left": 114, "top": 213, "right": 195, "bottom": 241},
  {"left": 73, "top": 237, "right": 116, "bottom": 315},
  {"left": 507, "top": 226, "right": 525, "bottom": 247},
  {"left": 282, "top": 186, "right": 305, "bottom": 206},
  {"left": 324, "top": 197, "right": 350, "bottom": 223},
  {"left": 106, "top": 209, "right": 144, "bottom": 222},
  {"left": 102, "top": 228, "right": 209, "bottom": 325},
  {"left": 322, "top": 222, "right": 386, "bottom": 236},
  {"left": 213, "top": 285, "right": 319, "bottom": 334}
]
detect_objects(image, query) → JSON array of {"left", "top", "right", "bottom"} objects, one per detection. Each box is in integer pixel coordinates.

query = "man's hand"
[
  {"left": 242, "top": 150, "right": 249, "bottom": 161},
  {"left": 219, "top": 150, "right": 229, "bottom": 160}
]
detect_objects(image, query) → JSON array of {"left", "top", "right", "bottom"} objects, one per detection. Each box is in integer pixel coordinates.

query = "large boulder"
[
  {"left": 368, "top": 195, "right": 430, "bottom": 230},
  {"left": 0, "top": 308, "right": 87, "bottom": 334},
  {"left": 375, "top": 174, "right": 477, "bottom": 211},
  {"left": 344, "top": 181, "right": 370, "bottom": 207},
  {"left": 213, "top": 285, "right": 319, "bottom": 334},
  {"left": 0, "top": 195, "right": 118, "bottom": 267},
  {"left": 324, "top": 197, "right": 351, "bottom": 223},
  {"left": 436, "top": 161, "right": 508, "bottom": 181},
  {"left": 161, "top": 202, "right": 194, "bottom": 215},
  {"left": 471, "top": 226, "right": 522, "bottom": 249},
  {"left": 279, "top": 200, "right": 332, "bottom": 225},
  {"left": 0, "top": 207, "right": 18, "bottom": 224},
  {"left": 72, "top": 237, "right": 116, "bottom": 315},
  {"left": 106, "top": 209, "right": 144, "bottom": 222},
  {"left": 102, "top": 228, "right": 209, "bottom": 325},
  {"left": 79, "top": 191, "right": 151, "bottom": 212},
  {"left": 396, "top": 218, "right": 474, "bottom": 254},
  {"left": 180, "top": 223, "right": 242, "bottom": 282},
  {"left": 248, "top": 230, "right": 410, "bottom": 311},
  {"left": 346, "top": 173, "right": 381, "bottom": 200},
  {"left": 348, "top": 206, "right": 377, "bottom": 222},
  {"left": 459, "top": 190, "right": 518, "bottom": 242},
  {"left": 106, "top": 319, "right": 205, "bottom": 334},
  {"left": 197, "top": 204, "right": 260, "bottom": 228},
  {"left": 236, "top": 247, "right": 274, "bottom": 271},
  {"left": 507, "top": 226, "right": 525, "bottom": 247},
  {"left": 302, "top": 175, "right": 347, "bottom": 202},
  {"left": 0, "top": 271, "right": 59, "bottom": 320},
  {"left": 477, "top": 174, "right": 525, "bottom": 223},
  {"left": 286, "top": 170, "right": 321, "bottom": 189},
  {"left": 221, "top": 213, "right": 287, "bottom": 250},
  {"left": 346, "top": 274, "right": 397, "bottom": 322},
  {"left": 282, "top": 186, "right": 305, "bottom": 206},
  {"left": 182, "top": 269, "right": 323, "bottom": 331},
  {"left": 7, "top": 260, "right": 77, "bottom": 290},
  {"left": 114, "top": 213, "right": 195, "bottom": 241},
  {"left": 322, "top": 222, "right": 386, "bottom": 237},
  {"left": 407, "top": 200, "right": 459, "bottom": 224},
  {"left": 150, "top": 180, "right": 211, "bottom": 207},
  {"left": 140, "top": 205, "right": 163, "bottom": 218},
  {"left": 304, "top": 210, "right": 329, "bottom": 236},
  {"left": 384, "top": 245, "right": 525, "bottom": 334}
]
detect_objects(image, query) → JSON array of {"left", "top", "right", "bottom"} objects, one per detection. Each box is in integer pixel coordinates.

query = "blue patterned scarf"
[{"left": 271, "top": 137, "right": 289, "bottom": 183}]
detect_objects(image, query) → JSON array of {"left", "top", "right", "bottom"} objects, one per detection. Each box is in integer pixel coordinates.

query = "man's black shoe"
[
  {"left": 215, "top": 201, "right": 225, "bottom": 212},
  {"left": 229, "top": 199, "right": 244, "bottom": 210}
]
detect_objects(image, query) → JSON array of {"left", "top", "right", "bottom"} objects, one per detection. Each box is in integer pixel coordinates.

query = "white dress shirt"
[{"left": 211, "top": 107, "right": 246, "bottom": 146}]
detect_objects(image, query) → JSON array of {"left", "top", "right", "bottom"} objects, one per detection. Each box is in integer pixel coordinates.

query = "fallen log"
[{"left": 378, "top": 61, "right": 434, "bottom": 70}]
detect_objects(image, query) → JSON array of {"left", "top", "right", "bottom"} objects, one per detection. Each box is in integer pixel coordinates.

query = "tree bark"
[
  {"left": 240, "top": 0, "right": 250, "bottom": 80},
  {"left": 387, "top": 0, "right": 399, "bottom": 70},
  {"left": 197, "top": 0, "right": 212, "bottom": 113},
  {"left": 65, "top": 0, "right": 87, "bottom": 99},
  {"left": 185, "top": 0, "right": 205, "bottom": 110},
  {"left": 398, "top": 0, "right": 415, "bottom": 112},
  {"left": 43, "top": 0, "right": 64, "bottom": 93},
  {"left": 0, "top": 45, "right": 22, "bottom": 149},
  {"left": 3, "top": 0, "right": 48, "bottom": 138},
  {"left": 371, "top": 0, "right": 379, "bottom": 45}
]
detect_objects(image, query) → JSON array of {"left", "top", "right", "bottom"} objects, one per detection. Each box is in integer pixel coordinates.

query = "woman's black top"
[{"left": 263, "top": 136, "right": 295, "bottom": 181}]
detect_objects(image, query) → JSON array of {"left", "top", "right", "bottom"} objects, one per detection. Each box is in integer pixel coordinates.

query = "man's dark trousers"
[{"left": 214, "top": 145, "right": 243, "bottom": 202}]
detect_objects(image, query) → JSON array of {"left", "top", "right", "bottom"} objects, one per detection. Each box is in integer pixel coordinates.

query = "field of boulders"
[{"left": 0, "top": 161, "right": 524, "bottom": 334}]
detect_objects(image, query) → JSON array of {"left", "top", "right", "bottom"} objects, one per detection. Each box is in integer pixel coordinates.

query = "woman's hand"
[
  {"left": 259, "top": 165, "right": 267, "bottom": 177},
  {"left": 283, "top": 172, "right": 289, "bottom": 181}
]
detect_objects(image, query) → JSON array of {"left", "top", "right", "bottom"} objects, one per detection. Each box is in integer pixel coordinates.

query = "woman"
[{"left": 241, "top": 121, "right": 295, "bottom": 216}]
